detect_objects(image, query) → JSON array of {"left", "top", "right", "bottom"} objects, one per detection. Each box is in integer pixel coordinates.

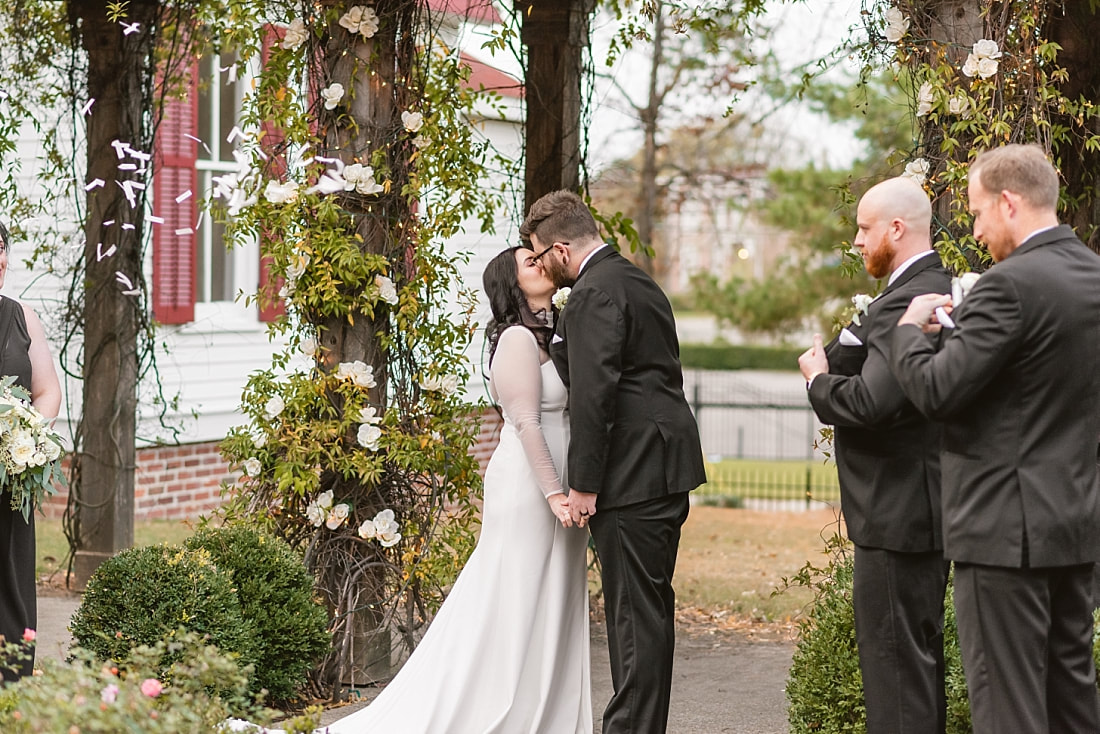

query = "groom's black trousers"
[{"left": 589, "top": 491, "right": 690, "bottom": 734}]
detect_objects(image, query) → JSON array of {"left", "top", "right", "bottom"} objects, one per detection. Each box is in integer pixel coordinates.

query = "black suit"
[
  {"left": 550, "top": 246, "right": 705, "bottom": 734},
  {"left": 891, "top": 225, "right": 1100, "bottom": 733},
  {"left": 808, "top": 251, "right": 951, "bottom": 733}
]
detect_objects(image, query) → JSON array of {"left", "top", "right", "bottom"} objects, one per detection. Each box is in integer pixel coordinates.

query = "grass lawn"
[
  {"left": 701, "top": 458, "right": 840, "bottom": 503},
  {"left": 35, "top": 517, "right": 199, "bottom": 581},
  {"left": 672, "top": 505, "right": 844, "bottom": 622},
  {"left": 34, "top": 504, "right": 842, "bottom": 627}
]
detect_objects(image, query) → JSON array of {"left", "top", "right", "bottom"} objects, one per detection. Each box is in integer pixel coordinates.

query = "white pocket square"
[
  {"left": 838, "top": 328, "right": 863, "bottom": 346},
  {"left": 551, "top": 334, "right": 564, "bottom": 344}
]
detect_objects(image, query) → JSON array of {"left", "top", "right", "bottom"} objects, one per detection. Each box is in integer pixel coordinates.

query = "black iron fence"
[{"left": 682, "top": 370, "right": 841, "bottom": 509}]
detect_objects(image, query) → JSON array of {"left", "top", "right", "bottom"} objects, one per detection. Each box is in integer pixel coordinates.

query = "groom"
[{"left": 520, "top": 190, "right": 706, "bottom": 734}]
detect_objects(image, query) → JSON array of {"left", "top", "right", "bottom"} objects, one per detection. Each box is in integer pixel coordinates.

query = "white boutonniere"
[
  {"left": 552, "top": 287, "right": 571, "bottom": 311},
  {"left": 850, "top": 293, "right": 873, "bottom": 326},
  {"left": 951, "top": 271, "right": 980, "bottom": 306}
]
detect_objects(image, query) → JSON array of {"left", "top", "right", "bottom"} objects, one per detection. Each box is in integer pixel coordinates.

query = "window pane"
[
  {"left": 196, "top": 55, "right": 213, "bottom": 161},
  {"left": 210, "top": 217, "right": 233, "bottom": 302},
  {"left": 218, "top": 50, "right": 239, "bottom": 163}
]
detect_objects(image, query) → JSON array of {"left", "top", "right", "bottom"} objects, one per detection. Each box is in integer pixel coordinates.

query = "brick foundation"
[{"left": 43, "top": 407, "right": 506, "bottom": 523}]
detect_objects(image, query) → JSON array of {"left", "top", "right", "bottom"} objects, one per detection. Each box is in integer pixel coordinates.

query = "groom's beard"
[{"left": 543, "top": 253, "right": 575, "bottom": 288}]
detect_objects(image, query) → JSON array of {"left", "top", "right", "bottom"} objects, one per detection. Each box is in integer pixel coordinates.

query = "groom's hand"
[{"left": 568, "top": 490, "right": 598, "bottom": 528}]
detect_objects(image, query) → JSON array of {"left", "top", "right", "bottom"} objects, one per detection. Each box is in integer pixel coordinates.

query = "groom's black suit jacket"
[
  {"left": 549, "top": 247, "right": 705, "bottom": 509},
  {"left": 809, "top": 253, "right": 950, "bottom": 552},
  {"left": 891, "top": 225, "right": 1100, "bottom": 567}
]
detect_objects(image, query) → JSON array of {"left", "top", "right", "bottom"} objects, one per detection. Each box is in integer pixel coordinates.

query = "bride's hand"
[{"left": 547, "top": 493, "right": 573, "bottom": 528}]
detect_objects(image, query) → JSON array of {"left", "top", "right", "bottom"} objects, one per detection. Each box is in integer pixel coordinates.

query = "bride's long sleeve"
[{"left": 491, "top": 327, "right": 565, "bottom": 498}]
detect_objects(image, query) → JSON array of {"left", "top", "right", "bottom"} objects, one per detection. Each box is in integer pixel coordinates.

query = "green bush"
[
  {"left": 0, "top": 631, "right": 273, "bottom": 732},
  {"left": 679, "top": 343, "right": 802, "bottom": 372},
  {"left": 70, "top": 544, "right": 258, "bottom": 679},
  {"left": 185, "top": 525, "right": 331, "bottom": 702},
  {"left": 785, "top": 538, "right": 1100, "bottom": 733}
]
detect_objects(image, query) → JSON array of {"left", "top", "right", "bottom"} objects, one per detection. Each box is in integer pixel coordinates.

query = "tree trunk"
[
  {"left": 1046, "top": 4, "right": 1100, "bottom": 253},
  {"left": 516, "top": 0, "right": 592, "bottom": 212},
  {"left": 67, "top": 0, "right": 157, "bottom": 588},
  {"left": 635, "top": 1, "right": 665, "bottom": 276}
]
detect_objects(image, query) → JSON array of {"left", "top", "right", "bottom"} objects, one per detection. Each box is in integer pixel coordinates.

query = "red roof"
[
  {"left": 461, "top": 52, "right": 523, "bottom": 98},
  {"left": 426, "top": 0, "right": 501, "bottom": 25}
]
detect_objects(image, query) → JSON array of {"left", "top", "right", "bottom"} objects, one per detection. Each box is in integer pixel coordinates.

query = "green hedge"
[{"left": 679, "top": 343, "right": 801, "bottom": 371}]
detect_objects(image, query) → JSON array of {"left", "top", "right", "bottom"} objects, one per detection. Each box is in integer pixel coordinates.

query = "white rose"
[
  {"left": 336, "top": 360, "right": 377, "bottom": 388},
  {"left": 952, "top": 272, "right": 982, "bottom": 305},
  {"left": 375, "top": 275, "right": 398, "bottom": 305},
  {"left": 358, "top": 518, "right": 378, "bottom": 539},
  {"left": 325, "top": 503, "right": 350, "bottom": 530},
  {"left": 301, "top": 337, "right": 318, "bottom": 357},
  {"left": 401, "top": 111, "right": 424, "bottom": 133},
  {"left": 374, "top": 508, "right": 395, "bottom": 525},
  {"left": 972, "top": 39, "right": 1002, "bottom": 60},
  {"left": 916, "top": 82, "right": 933, "bottom": 117},
  {"left": 43, "top": 440, "right": 61, "bottom": 461},
  {"left": 252, "top": 431, "right": 267, "bottom": 449},
  {"left": 902, "top": 158, "right": 930, "bottom": 186},
  {"left": 419, "top": 374, "right": 442, "bottom": 392},
  {"left": 850, "top": 294, "right": 874, "bottom": 326},
  {"left": 321, "top": 83, "right": 344, "bottom": 111},
  {"left": 948, "top": 94, "right": 970, "bottom": 117},
  {"left": 976, "top": 57, "right": 999, "bottom": 80},
  {"left": 962, "top": 53, "right": 980, "bottom": 78},
  {"left": 305, "top": 501, "right": 326, "bottom": 527},
  {"left": 263, "top": 180, "right": 299, "bottom": 205},
  {"left": 552, "top": 287, "right": 571, "bottom": 310},
  {"left": 357, "top": 423, "right": 382, "bottom": 450},
  {"left": 357, "top": 405, "right": 382, "bottom": 424},
  {"left": 281, "top": 18, "right": 308, "bottom": 50},
  {"left": 243, "top": 457, "right": 262, "bottom": 477},
  {"left": 30, "top": 451, "right": 46, "bottom": 467},
  {"left": 883, "top": 7, "right": 909, "bottom": 43},
  {"left": 440, "top": 374, "right": 459, "bottom": 395},
  {"left": 264, "top": 395, "right": 285, "bottom": 418},
  {"left": 316, "top": 489, "right": 335, "bottom": 511},
  {"left": 412, "top": 134, "right": 430, "bottom": 150},
  {"left": 338, "top": 6, "right": 380, "bottom": 38},
  {"left": 342, "top": 163, "right": 384, "bottom": 196},
  {"left": 378, "top": 530, "right": 402, "bottom": 548}
]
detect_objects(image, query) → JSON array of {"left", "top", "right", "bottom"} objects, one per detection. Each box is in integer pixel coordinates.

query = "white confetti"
[
  {"left": 102, "top": 219, "right": 115, "bottom": 227},
  {"left": 81, "top": 98, "right": 95, "bottom": 116},
  {"left": 84, "top": 178, "right": 105, "bottom": 191},
  {"left": 174, "top": 227, "right": 194, "bottom": 236},
  {"left": 118, "top": 163, "right": 137, "bottom": 171},
  {"left": 115, "top": 271, "right": 133, "bottom": 289},
  {"left": 183, "top": 134, "right": 212, "bottom": 156},
  {"left": 121, "top": 223, "right": 135, "bottom": 230},
  {"left": 128, "top": 148, "right": 151, "bottom": 162},
  {"left": 174, "top": 190, "right": 192, "bottom": 203},
  {"left": 111, "top": 140, "right": 130, "bottom": 159},
  {"left": 121, "top": 22, "right": 141, "bottom": 36},
  {"left": 96, "top": 243, "right": 117, "bottom": 261},
  {"left": 226, "top": 126, "right": 245, "bottom": 144},
  {"left": 145, "top": 214, "right": 165, "bottom": 224}
]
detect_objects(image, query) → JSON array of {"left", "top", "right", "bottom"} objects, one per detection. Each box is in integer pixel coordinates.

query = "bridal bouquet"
[{"left": 0, "top": 376, "right": 64, "bottom": 522}]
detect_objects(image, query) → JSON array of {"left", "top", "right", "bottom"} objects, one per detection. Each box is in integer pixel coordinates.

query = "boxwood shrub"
[
  {"left": 70, "top": 544, "right": 258, "bottom": 677},
  {"left": 184, "top": 525, "right": 331, "bottom": 701}
]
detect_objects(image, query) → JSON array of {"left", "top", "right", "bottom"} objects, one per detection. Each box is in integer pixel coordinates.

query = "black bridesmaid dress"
[{"left": 0, "top": 296, "right": 37, "bottom": 681}]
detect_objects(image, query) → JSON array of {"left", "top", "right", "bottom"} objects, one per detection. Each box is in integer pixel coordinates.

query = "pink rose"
[
  {"left": 101, "top": 683, "right": 119, "bottom": 704},
  {"left": 22, "top": 628, "right": 36, "bottom": 642},
  {"left": 140, "top": 678, "right": 163, "bottom": 697}
]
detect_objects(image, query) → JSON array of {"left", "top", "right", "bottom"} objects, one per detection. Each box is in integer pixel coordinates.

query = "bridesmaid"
[{"left": 0, "top": 220, "right": 61, "bottom": 681}]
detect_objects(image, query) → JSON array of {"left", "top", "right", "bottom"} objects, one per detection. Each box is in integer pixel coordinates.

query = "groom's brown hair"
[{"left": 519, "top": 190, "right": 599, "bottom": 248}]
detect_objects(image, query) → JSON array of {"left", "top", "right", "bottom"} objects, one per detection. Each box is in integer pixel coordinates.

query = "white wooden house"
[{"left": 5, "top": 0, "right": 523, "bottom": 520}]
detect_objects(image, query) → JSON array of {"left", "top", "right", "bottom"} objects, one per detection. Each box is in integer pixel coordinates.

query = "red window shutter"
[
  {"left": 152, "top": 59, "right": 199, "bottom": 324},
  {"left": 258, "top": 24, "right": 286, "bottom": 322}
]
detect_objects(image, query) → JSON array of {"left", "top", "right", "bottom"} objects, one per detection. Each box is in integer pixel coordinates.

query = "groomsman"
[
  {"left": 891, "top": 144, "right": 1100, "bottom": 733},
  {"left": 799, "top": 177, "right": 950, "bottom": 733}
]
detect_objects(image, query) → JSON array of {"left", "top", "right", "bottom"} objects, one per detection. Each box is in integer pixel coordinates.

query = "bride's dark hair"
[{"left": 483, "top": 246, "right": 553, "bottom": 366}]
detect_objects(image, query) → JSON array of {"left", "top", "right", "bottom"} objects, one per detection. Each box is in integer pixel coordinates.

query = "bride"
[{"left": 235, "top": 246, "right": 592, "bottom": 733}]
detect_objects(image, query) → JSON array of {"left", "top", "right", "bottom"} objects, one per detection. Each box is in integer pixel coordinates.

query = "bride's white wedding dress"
[{"left": 232, "top": 326, "right": 591, "bottom": 734}]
